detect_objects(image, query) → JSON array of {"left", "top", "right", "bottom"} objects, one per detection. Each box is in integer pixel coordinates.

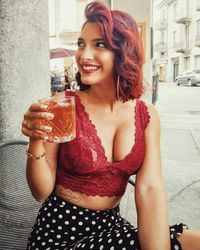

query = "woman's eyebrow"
[
  {"left": 93, "top": 38, "right": 105, "bottom": 42},
  {"left": 77, "top": 37, "right": 84, "bottom": 42},
  {"left": 77, "top": 37, "right": 104, "bottom": 42}
]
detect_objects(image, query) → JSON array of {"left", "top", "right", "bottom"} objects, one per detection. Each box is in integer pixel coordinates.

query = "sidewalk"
[
  {"left": 121, "top": 85, "right": 200, "bottom": 231},
  {"left": 160, "top": 115, "right": 200, "bottom": 231}
]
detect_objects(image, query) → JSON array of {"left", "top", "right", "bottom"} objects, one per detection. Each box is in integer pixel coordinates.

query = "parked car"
[{"left": 175, "top": 70, "right": 200, "bottom": 86}]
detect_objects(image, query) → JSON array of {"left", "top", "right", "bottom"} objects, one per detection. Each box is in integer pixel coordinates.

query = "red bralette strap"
[{"left": 139, "top": 100, "right": 150, "bottom": 129}]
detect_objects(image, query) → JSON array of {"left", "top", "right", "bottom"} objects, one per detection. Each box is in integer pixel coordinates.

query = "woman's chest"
[
  {"left": 91, "top": 115, "right": 136, "bottom": 163},
  {"left": 58, "top": 93, "right": 149, "bottom": 177},
  {"left": 80, "top": 101, "right": 136, "bottom": 162},
  {"left": 60, "top": 116, "right": 145, "bottom": 176}
]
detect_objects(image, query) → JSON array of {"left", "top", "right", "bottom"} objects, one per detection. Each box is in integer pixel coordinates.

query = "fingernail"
[
  {"left": 45, "top": 127, "right": 52, "bottom": 132},
  {"left": 41, "top": 104, "right": 48, "bottom": 109}
]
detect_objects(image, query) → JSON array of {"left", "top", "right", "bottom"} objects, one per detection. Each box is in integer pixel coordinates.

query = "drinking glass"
[{"left": 36, "top": 94, "right": 76, "bottom": 143}]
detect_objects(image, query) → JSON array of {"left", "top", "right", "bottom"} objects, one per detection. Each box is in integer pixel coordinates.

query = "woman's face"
[{"left": 75, "top": 22, "right": 115, "bottom": 86}]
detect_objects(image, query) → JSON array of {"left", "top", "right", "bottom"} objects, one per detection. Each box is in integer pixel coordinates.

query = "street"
[
  {"left": 121, "top": 82, "right": 200, "bottom": 231},
  {"left": 156, "top": 82, "right": 200, "bottom": 115},
  {"left": 157, "top": 82, "right": 200, "bottom": 230},
  {"left": 157, "top": 82, "right": 200, "bottom": 163}
]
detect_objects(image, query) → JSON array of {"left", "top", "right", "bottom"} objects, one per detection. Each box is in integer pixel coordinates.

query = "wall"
[
  {"left": 113, "top": 0, "right": 152, "bottom": 85},
  {"left": 0, "top": 0, "right": 50, "bottom": 141}
]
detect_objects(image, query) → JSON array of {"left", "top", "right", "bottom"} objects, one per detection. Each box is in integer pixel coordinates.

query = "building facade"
[{"left": 153, "top": 0, "right": 200, "bottom": 82}]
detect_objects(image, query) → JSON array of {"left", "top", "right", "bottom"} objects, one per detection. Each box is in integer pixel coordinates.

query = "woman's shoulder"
[{"left": 137, "top": 99, "right": 160, "bottom": 129}]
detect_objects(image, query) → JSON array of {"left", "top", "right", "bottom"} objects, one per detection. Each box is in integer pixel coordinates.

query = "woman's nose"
[{"left": 80, "top": 46, "right": 94, "bottom": 60}]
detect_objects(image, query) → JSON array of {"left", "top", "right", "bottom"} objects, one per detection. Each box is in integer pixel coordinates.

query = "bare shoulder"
[{"left": 143, "top": 101, "right": 160, "bottom": 128}]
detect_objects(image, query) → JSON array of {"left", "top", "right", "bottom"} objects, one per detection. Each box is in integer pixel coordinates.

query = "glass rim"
[{"left": 38, "top": 94, "right": 75, "bottom": 103}]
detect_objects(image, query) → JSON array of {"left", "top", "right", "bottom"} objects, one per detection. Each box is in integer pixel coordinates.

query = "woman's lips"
[{"left": 81, "top": 65, "right": 100, "bottom": 74}]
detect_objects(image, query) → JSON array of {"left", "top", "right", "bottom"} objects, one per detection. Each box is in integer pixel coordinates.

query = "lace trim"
[
  {"left": 75, "top": 92, "right": 106, "bottom": 162},
  {"left": 138, "top": 100, "right": 150, "bottom": 129},
  {"left": 75, "top": 92, "right": 140, "bottom": 165},
  {"left": 57, "top": 171, "right": 127, "bottom": 196}
]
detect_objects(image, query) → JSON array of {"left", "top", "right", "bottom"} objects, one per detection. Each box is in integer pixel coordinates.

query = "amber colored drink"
[{"left": 36, "top": 95, "right": 76, "bottom": 143}]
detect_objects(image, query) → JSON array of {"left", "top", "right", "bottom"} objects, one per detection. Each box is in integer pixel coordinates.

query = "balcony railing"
[
  {"left": 175, "top": 8, "right": 192, "bottom": 24},
  {"left": 155, "top": 19, "right": 167, "bottom": 31},
  {"left": 195, "top": 34, "right": 200, "bottom": 46},
  {"left": 154, "top": 42, "right": 167, "bottom": 52},
  {"left": 174, "top": 42, "right": 191, "bottom": 53}
]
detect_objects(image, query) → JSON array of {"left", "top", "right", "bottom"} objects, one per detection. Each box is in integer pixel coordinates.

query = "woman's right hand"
[{"left": 21, "top": 102, "right": 54, "bottom": 141}]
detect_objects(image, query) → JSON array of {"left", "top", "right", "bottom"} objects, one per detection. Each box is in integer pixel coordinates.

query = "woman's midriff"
[{"left": 55, "top": 184, "right": 122, "bottom": 210}]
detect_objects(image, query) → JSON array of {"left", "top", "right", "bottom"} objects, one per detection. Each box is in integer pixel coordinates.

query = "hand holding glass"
[{"left": 35, "top": 95, "right": 76, "bottom": 143}]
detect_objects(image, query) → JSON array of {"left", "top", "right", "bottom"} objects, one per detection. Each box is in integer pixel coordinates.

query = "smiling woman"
[
  {"left": 75, "top": 4, "right": 143, "bottom": 99},
  {"left": 75, "top": 22, "right": 115, "bottom": 91},
  {"left": 21, "top": 1, "right": 200, "bottom": 250}
]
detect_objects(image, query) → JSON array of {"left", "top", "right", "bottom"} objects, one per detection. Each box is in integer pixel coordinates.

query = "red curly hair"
[{"left": 76, "top": 1, "right": 144, "bottom": 101}]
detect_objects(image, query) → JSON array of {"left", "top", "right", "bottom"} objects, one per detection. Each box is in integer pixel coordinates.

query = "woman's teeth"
[{"left": 82, "top": 65, "right": 98, "bottom": 70}]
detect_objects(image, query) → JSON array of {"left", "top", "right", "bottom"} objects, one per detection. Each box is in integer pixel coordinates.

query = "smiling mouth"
[{"left": 81, "top": 65, "right": 100, "bottom": 74}]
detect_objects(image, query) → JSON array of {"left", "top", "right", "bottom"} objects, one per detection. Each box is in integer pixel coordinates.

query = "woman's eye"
[
  {"left": 77, "top": 41, "right": 84, "bottom": 48},
  {"left": 96, "top": 41, "right": 106, "bottom": 48}
]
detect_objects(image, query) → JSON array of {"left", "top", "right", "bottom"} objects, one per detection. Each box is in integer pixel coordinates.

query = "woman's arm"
[
  {"left": 26, "top": 139, "right": 59, "bottom": 202},
  {"left": 135, "top": 104, "right": 170, "bottom": 250},
  {"left": 21, "top": 102, "right": 59, "bottom": 202}
]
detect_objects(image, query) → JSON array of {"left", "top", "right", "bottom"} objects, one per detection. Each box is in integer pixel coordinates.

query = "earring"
[{"left": 116, "top": 75, "right": 120, "bottom": 100}]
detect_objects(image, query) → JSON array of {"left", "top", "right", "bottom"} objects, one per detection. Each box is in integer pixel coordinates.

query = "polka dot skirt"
[{"left": 26, "top": 195, "right": 187, "bottom": 250}]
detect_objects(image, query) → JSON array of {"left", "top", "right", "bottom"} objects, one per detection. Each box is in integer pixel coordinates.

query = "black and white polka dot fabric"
[{"left": 27, "top": 195, "right": 187, "bottom": 250}]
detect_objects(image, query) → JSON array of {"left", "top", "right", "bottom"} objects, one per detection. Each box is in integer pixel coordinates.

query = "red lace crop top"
[{"left": 56, "top": 91, "right": 150, "bottom": 197}]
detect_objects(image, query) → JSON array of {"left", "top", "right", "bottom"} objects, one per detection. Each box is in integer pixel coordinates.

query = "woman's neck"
[{"left": 87, "top": 84, "right": 119, "bottom": 112}]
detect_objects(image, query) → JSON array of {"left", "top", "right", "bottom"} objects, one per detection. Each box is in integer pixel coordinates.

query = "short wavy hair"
[{"left": 76, "top": 1, "right": 144, "bottom": 101}]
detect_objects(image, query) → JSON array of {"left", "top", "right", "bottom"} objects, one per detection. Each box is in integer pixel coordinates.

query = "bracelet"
[{"left": 26, "top": 143, "right": 45, "bottom": 160}]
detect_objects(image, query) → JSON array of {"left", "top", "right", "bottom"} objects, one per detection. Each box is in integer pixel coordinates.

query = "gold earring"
[{"left": 117, "top": 75, "right": 120, "bottom": 100}]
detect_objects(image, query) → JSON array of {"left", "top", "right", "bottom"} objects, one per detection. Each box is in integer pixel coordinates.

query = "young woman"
[{"left": 22, "top": 2, "right": 200, "bottom": 249}]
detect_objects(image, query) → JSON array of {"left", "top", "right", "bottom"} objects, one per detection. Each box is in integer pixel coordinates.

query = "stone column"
[{"left": 0, "top": 0, "right": 50, "bottom": 141}]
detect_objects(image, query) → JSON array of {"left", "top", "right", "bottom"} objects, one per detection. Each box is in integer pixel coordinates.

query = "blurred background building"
[{"left": 153, "top": 0, "right": 200, "bottom": 82}]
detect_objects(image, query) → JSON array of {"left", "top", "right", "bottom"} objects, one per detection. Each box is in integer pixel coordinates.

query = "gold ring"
[{"left": 27, "top": 121, "right": 31, "bottom": 129}]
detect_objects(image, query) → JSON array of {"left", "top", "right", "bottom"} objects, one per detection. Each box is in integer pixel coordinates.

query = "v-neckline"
[{"left": 75, "top": 92, "right": 139, "bottom": 165}]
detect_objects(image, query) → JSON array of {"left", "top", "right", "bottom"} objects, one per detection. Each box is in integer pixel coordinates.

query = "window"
[
  {"left": 185, "top": 25, "right": 190, "bottom": 48},
  {"left": 197, "top": 19, "right": 200, "bottom": 35},
  {"left": 184, "top": 57, "right": 190, "bottom": 71},
  {"left": 173, "top": 3, "right": 177, "bottom": 19},
  {"left": 137, "top": 22, "right": 146, "bottom": 61},
  {"left": 161, "top": 9, "right": 166, "bottom": 20},
  {"left": 161, "top": 31, "right": 165, "bottom": 43},
  {"left": 194, "top": 55, "right": 200, "bottom": 69},
  {"left": 173, "top": 31, "right": 176, "bottom": 47}
]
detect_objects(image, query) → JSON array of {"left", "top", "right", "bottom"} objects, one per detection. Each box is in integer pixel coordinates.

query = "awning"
[{"left": 50, "top": 48, "right": 76, "bottom": 59}]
